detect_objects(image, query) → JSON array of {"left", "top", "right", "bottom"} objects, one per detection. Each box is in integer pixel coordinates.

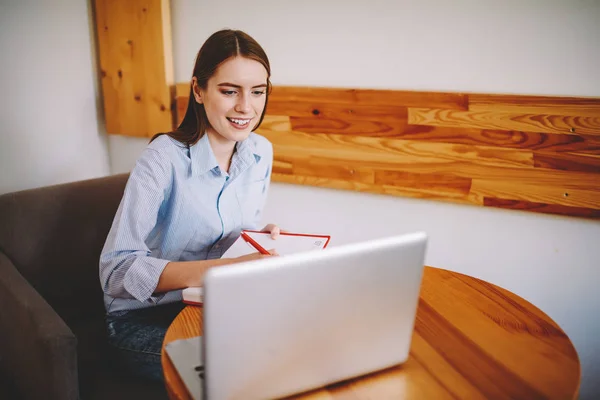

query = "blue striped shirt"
[{"left": 99, "top": 132, "right": 273, "bottom": 314}]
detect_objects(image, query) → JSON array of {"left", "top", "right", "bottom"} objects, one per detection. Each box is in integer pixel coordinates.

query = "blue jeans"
[{"left": 105, "top": 302, "right": 186, "bottom": 382}]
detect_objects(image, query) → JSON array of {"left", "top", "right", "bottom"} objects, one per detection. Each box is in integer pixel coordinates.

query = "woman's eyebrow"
[{"left": 217, "top": 82, "right": 267, "bottom": 89}]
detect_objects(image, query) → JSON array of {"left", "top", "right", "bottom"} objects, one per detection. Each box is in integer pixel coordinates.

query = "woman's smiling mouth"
[{"left": 227, "top": 117, "right": 252, "bottom": 129}]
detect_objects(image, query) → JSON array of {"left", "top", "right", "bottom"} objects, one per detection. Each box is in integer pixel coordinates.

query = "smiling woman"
[
  {"left": 190, "top": 56, "right": 270, "bottom": 171},
  {"left": 99, "top": 29, "right": 281, "bottom": 383},
  {"left": 155, "top": 29, "right": 272, "bottom": 149}
]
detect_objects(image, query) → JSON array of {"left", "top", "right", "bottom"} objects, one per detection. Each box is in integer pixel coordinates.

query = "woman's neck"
[{"left": 206, "top": 130, "right": 236, "bottom": 173}]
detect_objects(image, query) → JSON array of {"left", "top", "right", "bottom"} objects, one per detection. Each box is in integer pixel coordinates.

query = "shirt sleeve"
[{"left": 99, "top": 148, "right": 173, "bottom": 304}]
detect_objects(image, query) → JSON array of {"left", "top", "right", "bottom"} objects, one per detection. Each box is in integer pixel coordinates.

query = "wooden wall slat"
[
  {"left": 483, "top": 198, "right": 600, "bottom": 219},
  {"left": 94, "top": 0, "right": 174, "bottom": 136},
  {"left": 532, "top": 152, "right": 600, "bottom": 173},
  {"left": 294, "top": 161, "right": 375, "bottom": 184},
  {"left": 469, "top": 94, "right": 600, "bottom": 118},
  {"left": 271, "top": 153, "right": 598, "bottom": 193},
  {"left": 272, "top": 174, "right": 476, "bottom": 206},
  {"left": 174, "top": 86, "right": 600, "bottom": 219},
  {"left": 398, "top": 126, "right": 600, "bottom": 154},
  {"left": 269, "top": 86, "right": 469, "bottom": 110},
  {"left": 288, "top": 117, "right": 408, "bottom": 136},
  {"left": 408, "top": 108, "right": 600, "bottom": 135},
  {"left": 470, "top": 180, "right": 600, "bottom": 209},
  {"left": 266, "top": 102, "right": 408, "bottom": 122},
  {"left": 374, "top": 171, "right": 472, "bottom": 198},
  {"left": 272, "top": 158, "right": 295, "bottom": 175},
  {"left": 259, "top": 124, "right": 535, "bottom": 169}
]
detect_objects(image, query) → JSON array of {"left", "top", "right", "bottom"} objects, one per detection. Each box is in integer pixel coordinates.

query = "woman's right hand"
[{"left": 232, "top": 249, "right": 278, "bottom": 264}]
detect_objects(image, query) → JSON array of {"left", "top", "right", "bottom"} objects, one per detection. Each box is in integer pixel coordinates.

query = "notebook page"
[
  {"left": 221, "top": 236, "right": 256, "bottom": 258},
  {"left": 243, "top": 231, "right": 328, "bottom": 256}
]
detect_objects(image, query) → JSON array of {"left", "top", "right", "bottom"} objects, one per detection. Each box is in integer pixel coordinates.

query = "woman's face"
[{"left": 193, "top": 56, "right": 268, "bottom": 144}]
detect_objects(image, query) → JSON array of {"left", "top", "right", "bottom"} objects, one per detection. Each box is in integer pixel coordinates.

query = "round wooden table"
[{"left": 161, "top": 267, "right": 580, "bottom": 399}]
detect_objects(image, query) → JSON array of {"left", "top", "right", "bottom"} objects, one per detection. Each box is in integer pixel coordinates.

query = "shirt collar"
[
  {"left": 190, "top": 133, "right": 262, "bottom": 178},
  {"left": 229, "top": 135, "right": 261, "bottom": 178},
  {"left": 190, "top": 133, "right": 218, "bottom": 178}
]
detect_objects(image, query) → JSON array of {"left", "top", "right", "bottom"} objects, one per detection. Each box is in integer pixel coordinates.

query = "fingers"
[
  {"left": 261, "top": 223, "right": 281, "bottom": 239},
  {"left": 268, "top": 248, "right": 279, "bottom": 256},
  {"left": 261, "top": 223, "right": 275, "bottom": 232},
  {"left": 270, "top": 226, "right": 280, "bottom": 239}
]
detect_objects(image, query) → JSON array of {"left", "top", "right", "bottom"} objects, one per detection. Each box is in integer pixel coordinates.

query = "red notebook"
[{"left": 182, "top": 230, "right": 331, "bottom": 306}]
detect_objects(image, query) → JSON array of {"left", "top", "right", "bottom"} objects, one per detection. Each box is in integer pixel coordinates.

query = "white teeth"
[{"left": 229, "top": 118, "right": 250, "bottom": 126}]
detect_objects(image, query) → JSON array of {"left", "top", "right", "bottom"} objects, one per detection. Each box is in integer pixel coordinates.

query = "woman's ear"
[{"left": 192, "top": 77, "right": 203, "bottom": 104}]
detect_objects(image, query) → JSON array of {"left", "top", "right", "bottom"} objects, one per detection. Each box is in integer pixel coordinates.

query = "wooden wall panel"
[
  {"left": 94, "top": 0, "right": 174, "bottom": 136},
  {"left": 268, "top": 86, "right": 469, "bottom": 110},
  {"left": 174, "top": 85, "right": 600, "bottom": 219},
  {"left": 408, "top": 108, "right": 600, "bottom": 135}
]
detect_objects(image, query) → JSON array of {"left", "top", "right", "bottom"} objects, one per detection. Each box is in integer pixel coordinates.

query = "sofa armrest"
[{"left": 0, "top": 251, "right": 78, "bottom": 400}]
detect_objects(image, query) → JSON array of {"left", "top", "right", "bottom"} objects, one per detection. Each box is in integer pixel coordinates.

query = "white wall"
[
  {"left": 0, "top": 0, "right": 109, "bottom": 195},
  {"left": 109, "top": 0, "right": 600, "bottom": 397},
  {"left": 173, "top": 0, "right": 600, "bottom": 96}
]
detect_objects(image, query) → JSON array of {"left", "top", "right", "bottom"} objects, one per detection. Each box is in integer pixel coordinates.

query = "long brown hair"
[{"left": 151, "top": 29, "right": 272, "bottom": 146}]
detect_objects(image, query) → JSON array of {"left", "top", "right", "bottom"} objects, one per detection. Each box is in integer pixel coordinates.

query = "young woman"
[{"left": 99, "top": 29, "right": 279, "bottom": 381}]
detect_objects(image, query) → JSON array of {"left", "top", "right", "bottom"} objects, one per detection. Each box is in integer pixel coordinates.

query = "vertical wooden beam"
[{"left": 93, "top": 0, "right": 174, "bottom": 137}]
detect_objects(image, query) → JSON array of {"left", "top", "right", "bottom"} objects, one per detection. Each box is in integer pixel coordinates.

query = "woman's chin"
[{"left": 223, "top": 129, "right": 252, "bottom": 143}]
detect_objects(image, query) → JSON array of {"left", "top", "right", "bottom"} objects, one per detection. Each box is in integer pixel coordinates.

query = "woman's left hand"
[{"left": 260, "top": 223, "right": 284, "bottom": 239}]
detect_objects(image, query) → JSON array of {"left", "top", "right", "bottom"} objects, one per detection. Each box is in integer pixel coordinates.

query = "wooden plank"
[
  {"left": 269, "top": 86, "right": 468, "bottom": 110},
  {"left": 469, "top": 93, "right": 600, "bottom": 118},
  {"left": 174, "top": 82, "right": 191, "bottom": 127},
  {"left": 94, "top": 0, "right": 174, "bottom": 136},
  {"left": 267, "top": 102, "right": 408, "bottom": 122},
  {"left": 257, "top": 123, "right": 534, "bottom": 170},
  {"left": 408, "top": 108, "right": 600, "bottom": 136},
  {"left": 271, "top": 173, "right": 476, "bottom": 206},
  {"left": 374, "top": 170, "right": 472, "bottom": 198},
  {"left": 293, "top": 159, "right": 375, "bottom": 184},
  {"left": 398, "top": 125, "right": 600, "bottom": 154},
  {"left": 483, "top": 198, "right": 600, "bottom": 219},
  {"left": 272, "top": 158, "right": 294, "bottom": 175},
  {"left": 289, "top": 117, "right": 408, "bottom": 136},
  {"left": 533, "top": 152, "right": 600, "bottom": 173},
  {"left": 175, "top": 82, "right": 190, "bottom": 98},
  {"left": 470, "top": 180, "right": 600, "bottom": 209},
  {"left": 277, "top": 155, "right": 471, "bottom": 199},
  {"left": 258, "top": 115, "right": 293, "bottom": 132},
  {"left": 271, "top": 150, "right": 598, "bottom": 194}
]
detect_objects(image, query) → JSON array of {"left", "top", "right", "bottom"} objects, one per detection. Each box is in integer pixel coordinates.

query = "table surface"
[{"left": 161, "top": 267, "right": 580, "bottom": 400}]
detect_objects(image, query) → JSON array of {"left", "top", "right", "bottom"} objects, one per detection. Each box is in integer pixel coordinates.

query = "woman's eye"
[
  {"left": 252, "top": 91, "right": 266, "bottom": 96},
  {"left": 221, "top": 90, "right": 236, "bottom": 96}
]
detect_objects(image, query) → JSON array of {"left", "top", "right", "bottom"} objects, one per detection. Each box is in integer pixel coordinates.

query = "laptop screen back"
[{"left": 202, "top": 231, "right": 428, "bottom": 400}]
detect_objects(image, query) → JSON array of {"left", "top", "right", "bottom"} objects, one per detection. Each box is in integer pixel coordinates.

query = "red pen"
[{"left": 240, "top": 231, "right": 271, "bottom": 255}]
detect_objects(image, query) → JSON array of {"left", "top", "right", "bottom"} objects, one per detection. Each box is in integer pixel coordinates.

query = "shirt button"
[{"left": 215, "top": 244, "right": 220, "bottom": 249}]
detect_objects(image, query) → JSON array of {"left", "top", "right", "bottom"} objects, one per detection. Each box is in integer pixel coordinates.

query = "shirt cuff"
[{"left": 123, "top": 257, "right": 170, "bottom": 303}]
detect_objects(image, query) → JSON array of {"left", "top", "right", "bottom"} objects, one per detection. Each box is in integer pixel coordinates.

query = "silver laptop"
[{"left": 166, "top": 231, "right": 428, "bottom": 400}]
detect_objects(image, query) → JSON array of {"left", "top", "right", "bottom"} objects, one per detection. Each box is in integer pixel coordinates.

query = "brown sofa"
[{"left": 0, "top": 174, "right": 168, "bottom": 400}]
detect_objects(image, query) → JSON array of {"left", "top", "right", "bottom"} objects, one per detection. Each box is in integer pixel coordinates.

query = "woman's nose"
[{"left": 235, "top": 94, "right": 251, "bottom": 113}]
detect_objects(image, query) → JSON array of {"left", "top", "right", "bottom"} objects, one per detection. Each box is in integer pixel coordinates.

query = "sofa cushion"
[
  {"left": 0, "top": 174, "right": 129, "bottom": 324},
  {"left": 0, "top": 371, "right": 22, "bottom": 400}
]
